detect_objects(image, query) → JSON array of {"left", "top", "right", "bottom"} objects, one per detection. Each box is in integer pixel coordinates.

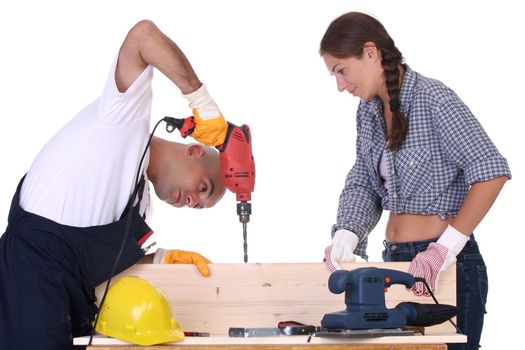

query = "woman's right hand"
[{"left": 323, "top": 230, "right": 359, "bottom": 271}]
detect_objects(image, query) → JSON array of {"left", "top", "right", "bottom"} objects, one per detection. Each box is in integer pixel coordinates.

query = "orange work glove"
[
  {"left": 153, "top": 248, "right": 212, "bottom": 277},
  {"left": 183, "top": 84, "right": 228, "bottom": 146},
  {"left": 192, "top": 109, "right": 228, "bottom": 146}
]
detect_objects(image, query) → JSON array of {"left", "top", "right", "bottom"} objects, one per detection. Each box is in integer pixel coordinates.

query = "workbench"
[
  {"left": 74, "top": 262, "right": 466, "bottom": 349},
  {"left": 80, "top": 335, "right": 456, "bottom": 349}
]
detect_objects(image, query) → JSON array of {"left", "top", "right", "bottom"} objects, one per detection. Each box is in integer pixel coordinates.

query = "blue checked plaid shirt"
[{"left": 332, "top": 66, "right": 511, "bottom": 259}]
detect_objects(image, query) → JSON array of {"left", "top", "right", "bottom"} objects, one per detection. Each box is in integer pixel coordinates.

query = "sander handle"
[
  {"left": 380, "top": 268, "right": 415, "bottom": 289},
  {"left": 328, "top": 267, "right": 415, "bottom": 294}
]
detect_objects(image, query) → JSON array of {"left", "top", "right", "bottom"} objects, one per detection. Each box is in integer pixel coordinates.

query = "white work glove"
[
  {"left": 409, "top": 225, "right": 469, "bottom": 296},
  {"left": 324, "top": 229, "right": 359, "bottom": 272}
]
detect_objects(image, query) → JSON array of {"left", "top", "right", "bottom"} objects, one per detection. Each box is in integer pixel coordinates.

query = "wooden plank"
[
  {"left": 88, "top": 344, "right": 447, "bottom": 350},
  {"left": 79, "top": 333, "right": 465, "bottom": 346},
  {"left": 93, "top": 262, "right": 456, "bottom": 336}
]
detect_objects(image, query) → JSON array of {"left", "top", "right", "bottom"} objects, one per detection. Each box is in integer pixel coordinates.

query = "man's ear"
[{"left": 185, "top": 144, "right": 205, "bottom": 159}]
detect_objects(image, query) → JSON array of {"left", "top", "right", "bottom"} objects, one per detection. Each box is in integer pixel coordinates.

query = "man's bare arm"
[
  {"left": 137, "top": 254, "right": 154, "bottom": 264},
  {"left": 115, "top": 20, "right": 201, "bottom": 94}
]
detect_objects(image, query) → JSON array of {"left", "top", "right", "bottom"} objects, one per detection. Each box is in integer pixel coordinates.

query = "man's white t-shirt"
[{"left": 20, "top": 58, "right": 153, "bottom": 227}]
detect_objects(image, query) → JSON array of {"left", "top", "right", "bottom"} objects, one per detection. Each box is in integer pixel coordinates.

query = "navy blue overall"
[{"left": 0, "top": 176, "right": 152, "bottom": 350}]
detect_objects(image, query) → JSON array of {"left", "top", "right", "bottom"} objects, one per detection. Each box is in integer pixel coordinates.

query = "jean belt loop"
[
  {"left": 464, "top": 233, "right": 476, "bottom": 252},
  {"left": 409, "top": 242, "right": 417, "bottom": 258},
  {"left": 383, "top": 240, "right": 396, "bottom": 253}
]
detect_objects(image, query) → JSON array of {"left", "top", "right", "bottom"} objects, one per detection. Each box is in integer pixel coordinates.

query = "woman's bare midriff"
[{"left": 385, "top": 212, "right": 452, "bottom": 243}]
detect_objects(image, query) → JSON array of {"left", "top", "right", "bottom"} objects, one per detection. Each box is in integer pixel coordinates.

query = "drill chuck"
[{"left": 237, "top": 201, "right": 251, "bottom": 223}]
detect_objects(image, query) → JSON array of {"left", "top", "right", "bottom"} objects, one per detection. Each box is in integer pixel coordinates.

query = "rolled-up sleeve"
[
  {"left": 331, "top": 129, "right": 382, "bottom": 259},
  {"left": 434, "top": 93, "right": 511, "bottom": 185}
]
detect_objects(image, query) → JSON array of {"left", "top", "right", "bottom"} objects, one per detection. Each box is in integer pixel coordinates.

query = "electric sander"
[{"left": 317, "top": 267, "right": 458, "bottom": 338}]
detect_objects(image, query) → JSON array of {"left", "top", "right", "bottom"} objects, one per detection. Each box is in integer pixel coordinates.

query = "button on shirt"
[{"left": 333, "top": 66, "right": 511, "bottom": 259}]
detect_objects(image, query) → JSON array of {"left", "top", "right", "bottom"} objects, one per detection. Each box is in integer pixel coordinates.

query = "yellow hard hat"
[{"left": 96, "top": 276, "right": 185, "bottom": 345}]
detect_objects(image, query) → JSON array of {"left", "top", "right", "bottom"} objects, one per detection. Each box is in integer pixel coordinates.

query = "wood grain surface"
[{"left": 93, "top": 262, "right": 457, "bottom": 335}]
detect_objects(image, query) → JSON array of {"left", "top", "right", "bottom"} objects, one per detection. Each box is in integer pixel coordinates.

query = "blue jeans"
[{"left": 382, "top": 235, "right": 487, "bottom": 350}]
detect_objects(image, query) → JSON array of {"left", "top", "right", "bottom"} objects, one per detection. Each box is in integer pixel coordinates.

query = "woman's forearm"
[{"left": 452, "top": 176, "right": 508, "bottom": 235}]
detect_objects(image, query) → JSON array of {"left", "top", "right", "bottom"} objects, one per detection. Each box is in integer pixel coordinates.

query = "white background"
[{"left": 0, "top": 0, "right": 523, "bottom": 347}]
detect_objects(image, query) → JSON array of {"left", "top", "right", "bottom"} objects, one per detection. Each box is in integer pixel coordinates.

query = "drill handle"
[{"left": 164, "top": 116, "right": 196, "bottom": 138}]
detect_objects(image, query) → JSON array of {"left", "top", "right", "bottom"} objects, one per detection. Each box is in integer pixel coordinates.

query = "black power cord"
[
  {"left": 414, "top": 277, "right": 461, "bottom": 333},
  {"left": 88, "top": 117, "right": 175, "bottom": 345}
]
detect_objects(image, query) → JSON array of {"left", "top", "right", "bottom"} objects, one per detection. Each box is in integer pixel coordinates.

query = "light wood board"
[
  {"left": 78, "top": 333, "right": 465, "bottom": 347},
  {"left": 91, "top": 262, "right": 457, "bottom": 336},
  {"left": 86, "top": 343, "right": 449, "bottom": 350}
]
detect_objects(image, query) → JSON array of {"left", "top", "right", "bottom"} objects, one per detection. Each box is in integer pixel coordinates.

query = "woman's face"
[{"left": 323, "top": 45, "right": 383, "bottom": 101}]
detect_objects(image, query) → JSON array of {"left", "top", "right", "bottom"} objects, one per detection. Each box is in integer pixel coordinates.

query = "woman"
[{"left": 320, "top": 12, "right": 510, "bottom": 350}]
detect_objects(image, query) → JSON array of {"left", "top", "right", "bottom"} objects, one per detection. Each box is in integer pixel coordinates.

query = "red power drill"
[{"left": 163, "top": 116, "right": 255, "bottom": 263}]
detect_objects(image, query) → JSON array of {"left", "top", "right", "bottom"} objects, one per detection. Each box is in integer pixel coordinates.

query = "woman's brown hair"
[{"left": 320, "top": 12, "right": 407, "bottom": 150}]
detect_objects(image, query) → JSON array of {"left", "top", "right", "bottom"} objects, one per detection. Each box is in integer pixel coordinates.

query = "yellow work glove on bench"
[{"left": 153, "top": 248, "right": 212, "bottom": 277}]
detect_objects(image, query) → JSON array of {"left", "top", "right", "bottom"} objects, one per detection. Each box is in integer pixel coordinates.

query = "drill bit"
[
  {"left": 243, "top": 222, "right": 248, "bottom": 263},
  {"left": 237, "top": 201, "right": 251, "bottom": 263}
]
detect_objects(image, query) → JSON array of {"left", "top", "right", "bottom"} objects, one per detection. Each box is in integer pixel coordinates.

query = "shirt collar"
[
  {"left": 398, "top": 64, "right": 417, "bottom": 118},
  {"left": 361, "top": 64, "right": 417, "bottom": 120}
]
